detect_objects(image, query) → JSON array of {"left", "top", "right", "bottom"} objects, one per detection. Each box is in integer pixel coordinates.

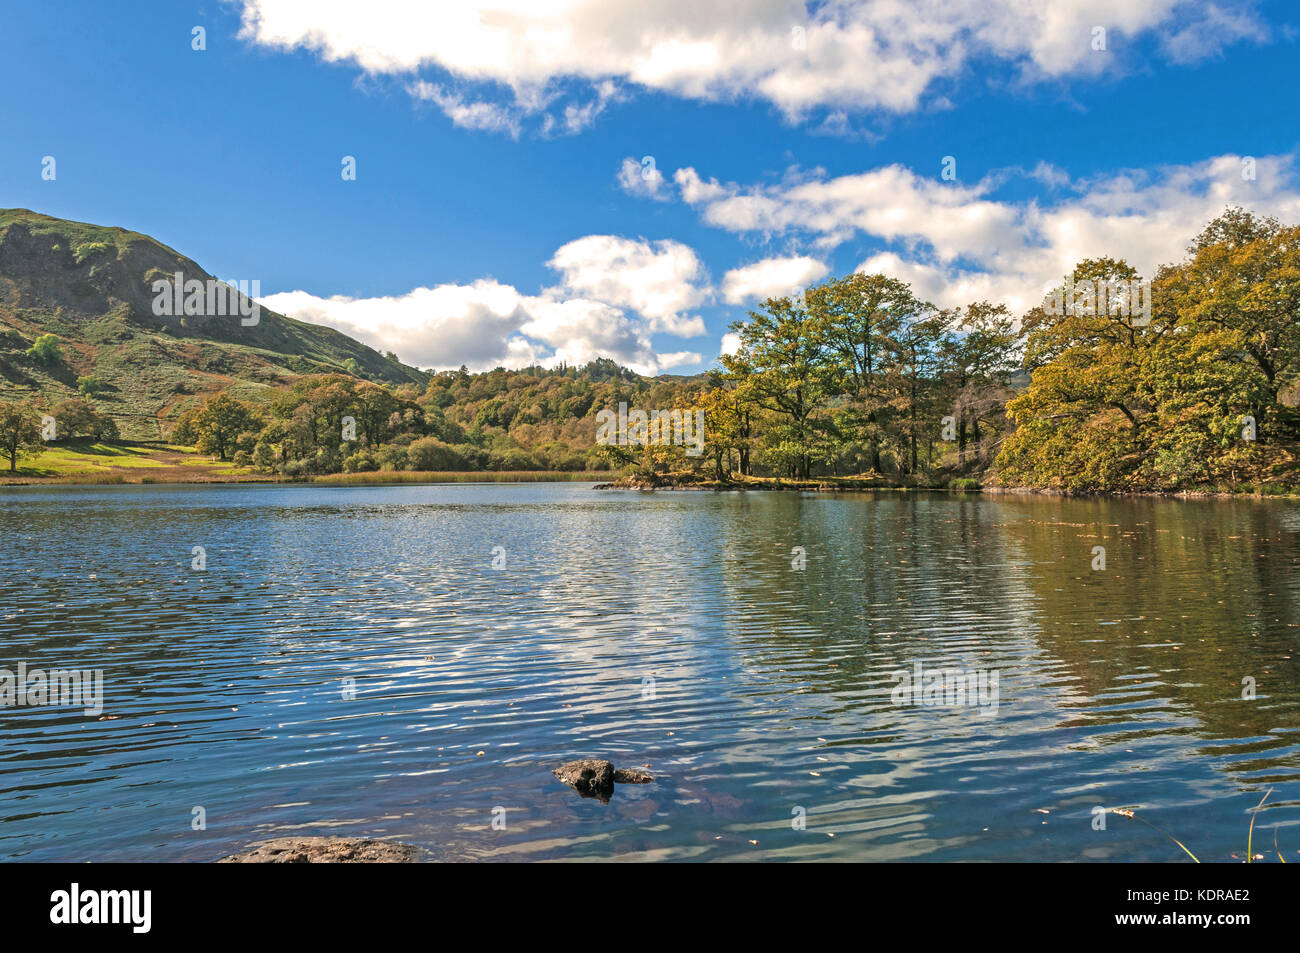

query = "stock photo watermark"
[
  {"left": 595, "top": 402, "right": 705, "bottom": 456},
  {"left": 890, "top": 662, "right": 999, "bottom": 715},
  {"left": 1043, "top": 276, "right": 1151, "bottom": 327},
  {"left": 151, "top": 272, "right": 261, "bottom": 326},
  {"left": 0, "top": 662, "right": 104, "bottom": 716}
]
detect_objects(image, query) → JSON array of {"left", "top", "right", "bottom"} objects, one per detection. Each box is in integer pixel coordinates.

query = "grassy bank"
[
  {"left": 0, "top": 442, "right": 610, "bottom": 486},
  {"left": 1, "top": 442, "right": 250, "bottom": 484}
]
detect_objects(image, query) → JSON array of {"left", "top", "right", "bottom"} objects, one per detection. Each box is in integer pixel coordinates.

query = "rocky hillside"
[{"left": 0, "top": 209, "right": 427, "bottom": 439}]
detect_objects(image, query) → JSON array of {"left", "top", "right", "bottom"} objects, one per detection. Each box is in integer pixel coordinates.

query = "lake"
[{"left": 1, "top": 483, "right": 1297, "bottom": 862}]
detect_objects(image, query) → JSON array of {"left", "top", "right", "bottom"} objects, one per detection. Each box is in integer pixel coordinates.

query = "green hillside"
[{"left": 0, "top": 209, "right": 427, "bottom": 439}]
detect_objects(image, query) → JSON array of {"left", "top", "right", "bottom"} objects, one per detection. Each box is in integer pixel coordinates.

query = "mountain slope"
[{"left": 0, "top": 209, "right": 427, "bottom": 439}]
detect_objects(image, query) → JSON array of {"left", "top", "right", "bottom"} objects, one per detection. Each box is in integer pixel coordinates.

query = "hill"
[{"left": 0, "top": 209, "right": 427, "bottom": 439}]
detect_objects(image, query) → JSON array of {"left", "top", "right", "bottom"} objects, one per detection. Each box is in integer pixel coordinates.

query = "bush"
[
  {"left": 77, "top": 376, "right": 108, "bottom": 396},
  {"left": 252, "top": 440, "right": 276, "bottom": 471},
  {"left": 375, "top": 445, "right": 409, "bottom": 471},
  {"left": 26, "top": 334, "right": 63, "bottom": 365},
  {"left": 407, "top": 436, "right": 466, "bottom": 470},
  {"left": 342, "top": 450, "right": 378, "bottom": 473}
]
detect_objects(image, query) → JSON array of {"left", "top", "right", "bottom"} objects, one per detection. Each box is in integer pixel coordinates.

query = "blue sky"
[{"left": 2, "top": 1, "right": 1298, "bottom": 374}]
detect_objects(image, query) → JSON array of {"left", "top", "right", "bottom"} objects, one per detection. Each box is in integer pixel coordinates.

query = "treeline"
[
  {"left": 603, "top": 208, "right": 1298, "bottom": 491},
  {"left": 5, "top": 208, "right": 1294, "bottom": 492},
  {"left": 165, "top": 358, "right": 699, "bottom": 476},
  {"left": 692, "top": 279, "right": 1020, "bottom": 480},
  {"left": 997, "top": 209, "right": 1299, "bottom": 491}
]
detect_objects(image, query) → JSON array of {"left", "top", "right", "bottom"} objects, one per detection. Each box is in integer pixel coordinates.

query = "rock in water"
[
  {"left": 553, "top": 759, "right": 616, "bottom": 800},
  {"left": 614, "top": 767, "right": 654, "bottom": 784},
  {"left": 553, "top": 760, "right": 655, "bottom": 800},
  {"left": 217, "top": 836, "right": 419, "bottom": 863}
]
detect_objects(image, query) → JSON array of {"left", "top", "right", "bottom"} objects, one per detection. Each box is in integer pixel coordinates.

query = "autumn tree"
[{"left": 0, "top": 402, "right": 43, "bottom": 472}]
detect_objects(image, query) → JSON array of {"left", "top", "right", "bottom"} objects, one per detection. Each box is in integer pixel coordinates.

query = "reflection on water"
[{"left": 1, "top": 483, "right": 1297, "bottom": 862}]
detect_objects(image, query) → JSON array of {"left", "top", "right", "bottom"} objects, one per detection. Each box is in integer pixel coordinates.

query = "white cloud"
[
  {"left": 682, "top": 153, "right": 1300, "bottom": 313},
  {"left": 546, "top": 235, "right": 709, "bottom": 336},
  {"left": 617, "top": 156, "right": 668, "bottom": 200},
  {"left": 407, "top": 82, "right": 523, "bottom": 137},
  {"left": 721, "top": 256, "right": 829, "bottom": 304},
  {"left": 260, "top": 234, "right": 714, "bottom": 374},
  {"left": 674, "top": 166, "right": 729, "bottom": 204},
  {"left": 238, "top": 1, "right": 1269, "bottom": 133}
]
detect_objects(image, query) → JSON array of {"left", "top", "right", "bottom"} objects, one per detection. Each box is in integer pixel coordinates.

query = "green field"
[
  {"left": 2, "top": 441, "right": 246, "bottom": 483},
  {"left": 1, "top": 442, "right": 610, "bottom": 486}
]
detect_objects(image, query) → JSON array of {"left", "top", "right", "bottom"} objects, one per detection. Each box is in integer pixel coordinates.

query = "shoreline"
[
  {"left": 3, "top": 471, "right": 1295, "bottom": 500},
  {"left": 591, "top": 475, "right": 1300, "bottom": 501}
]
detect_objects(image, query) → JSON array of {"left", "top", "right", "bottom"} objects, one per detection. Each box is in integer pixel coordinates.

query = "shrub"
[
  {"left": 375, "top": 445, "right": 409, "bottom": 471},
  {"left": 77, "top": 376, "right": 108, "bottom": 396},
  {"left": 342, "top": 450, "right": 378, "bottom": 473},
  {"left": 407, "top": 436, "right": 466, "bottom": 470},
  {"left": 26, "top": 334, "right": 63, "bottom": 365}
]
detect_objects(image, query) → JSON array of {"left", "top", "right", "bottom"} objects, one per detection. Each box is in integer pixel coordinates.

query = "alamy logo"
[
  {"left": 151, "top": 272, "right": 260, "bottom": 326},
  {"left": 50, "top": 883, "right": 151, "bottom": 933},
  {"left": 595, "top": 402, "right": 705, "bottom": 457},
  {"left": 0, "top": 662, "right": 103, "bottom": 716},
  {"left": 890, "top": 661, "right": 999, "bottom": 715},
  {"left": 1043, "top": 277, "right": 1151, "bottom": 327}
]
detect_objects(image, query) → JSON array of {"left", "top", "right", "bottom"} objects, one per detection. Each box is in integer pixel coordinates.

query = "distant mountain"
[{"left": 0, "top": 209, "right": 427, "bottom": 439}]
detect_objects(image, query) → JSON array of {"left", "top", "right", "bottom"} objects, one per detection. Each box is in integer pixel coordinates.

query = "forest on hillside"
[{"left": 2, "top": 208, "right": 1297, "bottom": 491}]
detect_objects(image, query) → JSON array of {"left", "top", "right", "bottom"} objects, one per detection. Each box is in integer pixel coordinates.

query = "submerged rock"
[
  {"left": 613, "top": 767, "right": 654, "bottom": 784},
  {"left": 553, "top": 759, "right": 617, "bottom": 800},
  {"left": 553, "top": 759, "right": 655, "bottom": 800},
  {"left": 217, "top": 836, "right": 419, "bottom": 863}
]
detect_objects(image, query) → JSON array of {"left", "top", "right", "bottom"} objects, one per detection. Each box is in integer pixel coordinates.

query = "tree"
[
  {"left": 77, "top": 376, "right": 108, "bottom": 396},
  {"left": 49, "top": 398, "right": 119, "bottom": 440},
  {"left": 172, "top": 394, "right": 261, "bottom": 460},
  {"left": 26, "top": 334, "right": 63, "bottom": 365},
  {"left": 1159, "top": 208, "right": 1300, "bottom": 423},
  {"left": 889, "top": 308, "right": 947, "bottom": 475},
  {"left": 0, "top": 403, "right": 43, "bottom": 472},
  {"left": 724, "top": 295, "right": 833, "bottom": 479},
  {"left": 997, "top": 258, "right": 1155, "bottom": 490},
  {"left": 938, "top": 302, "right": 1021, "bottom": 467},
  {"left": 807, "top": 274, "right": 919, "bottom": 473}
]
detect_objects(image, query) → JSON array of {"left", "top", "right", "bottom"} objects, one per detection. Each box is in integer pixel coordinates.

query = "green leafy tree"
[
  {"left": 26, "top": 334, "right": 63, "bottom": 365},
  {"left": 173, "top": 394, "right": 262, "bottom": 460},
  {"left": 808, "top": 274, "right": 917, "bottom": 473},
  {"left": 0, "top": 403, "right": 43, "bottom": 472},
  {"left": 724, "top": 295, "right": 834, "bottom": 479}
]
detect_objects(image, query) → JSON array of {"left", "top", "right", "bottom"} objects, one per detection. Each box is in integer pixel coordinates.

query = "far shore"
[
  {"left": 592, "top": 473, "right": 1300, "bottom": 501},
  {"left": 4, "top": 440, "right": 1297, "bottom": 499}
]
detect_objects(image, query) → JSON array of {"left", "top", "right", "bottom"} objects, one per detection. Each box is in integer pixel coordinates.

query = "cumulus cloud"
[
  {"left": 680, "top": 152, "right": 1300, "bottom": 313},
  {"left": 546, "top": 235, "right": 709, "bottom": 336},
  {"left": 721, "top": 256, "right": 829, "bottom": 304},
  {"left": 260, "top": 235, "right": 713, "bottom": 374},
  {"left": 238, "top": 1, "right": 1269, "bottom": 133},
  {"left": 675, "top": 166, "right": 729, "bottom": 204}
]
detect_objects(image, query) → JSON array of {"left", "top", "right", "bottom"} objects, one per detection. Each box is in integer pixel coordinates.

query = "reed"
[{"left": 311, "top": 470, "right": 608, "bottom": 485}]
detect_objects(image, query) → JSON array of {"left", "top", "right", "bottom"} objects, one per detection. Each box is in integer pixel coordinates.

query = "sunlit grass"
[{"left": 7, "top": 441, "right": 243, "bottom": 480}]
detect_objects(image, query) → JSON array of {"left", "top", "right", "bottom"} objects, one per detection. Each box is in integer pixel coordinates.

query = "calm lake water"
[{"left": 1, "top": 483, "right": 1297, "bottom": 862}]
